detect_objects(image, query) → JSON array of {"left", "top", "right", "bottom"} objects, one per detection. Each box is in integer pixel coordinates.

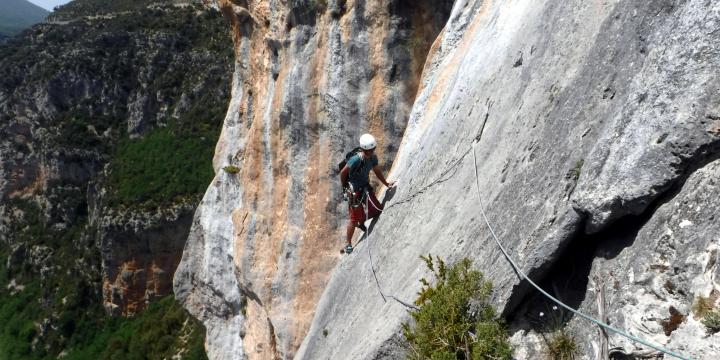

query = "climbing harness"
[
  {"left": 469, "top": 142, "right": 692, "bottom": 360},
  {"left": 346, "top": 183, "right": 364, "bottom": 208}
]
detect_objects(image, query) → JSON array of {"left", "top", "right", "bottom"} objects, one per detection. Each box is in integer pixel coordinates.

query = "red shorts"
[{"left": 348, "top": 189, "right": 383, "bottom": 223}]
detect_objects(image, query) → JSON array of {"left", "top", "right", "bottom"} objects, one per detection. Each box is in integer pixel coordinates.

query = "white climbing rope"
[
  {"left": 362, "top": 187, "right": 419, "bottom": 311},
  {"left": 470, "top": 142, "right": 692, "bottom": 360}
]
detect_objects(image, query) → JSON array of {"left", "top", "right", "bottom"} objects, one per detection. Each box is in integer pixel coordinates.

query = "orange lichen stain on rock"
[
  {"left": 261, "top": 32, "right": 292, "bottom": 288},
  {"left": 293, "top": 157, "right": 337, "bottom": 351},
  {"left": 398, "top": 14, "right": 472, "bottom": 160},
  {"left": 103, "top": 259, "right": 144, "bottom": 316},
  {"left": 212, "top": 0, "right": 261, "bottom": 170},
  {"left": 415, "top": 27, "right": 445, "bottom": 96},
  {"left": 419, "top": 0, "right": 491, "bottom": 131},
  {"left": 8, "top": 163, "right": 47, "bottom": 199},
  {"left": 364, "top": 0, "right": 391, "bottom": 176},
  {"left": 292, "top": 16, "right": 337, "bottom": 352},
  {"left": 148, "top": 261, "right": 166, "bottom": 291},
  {"left": 218, "top": 0, "right": 264, "bottom": 49},
  {"left": 103, "top": 247, "right": 184, "bottom": 316},
  {"left": 145, "top": 260, "right": 174, "bottom": 306},
  {"left": 244, "top": 298, "right": 281, "bottom": 360},
  {"left": 339, "top": 0, "right": 357, "bottom": 44},
  {"left": 232, "top": 3, "right": 294, "bottom": 354}
]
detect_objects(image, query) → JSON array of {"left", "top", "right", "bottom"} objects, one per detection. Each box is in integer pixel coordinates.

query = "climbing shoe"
[{"left": 345, "top": 244, "right": 354, "bottom": 254}]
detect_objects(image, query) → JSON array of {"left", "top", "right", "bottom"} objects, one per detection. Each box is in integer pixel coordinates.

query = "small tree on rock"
[{"left": 402, "top": 255, "right": 513, "bottom": 360}]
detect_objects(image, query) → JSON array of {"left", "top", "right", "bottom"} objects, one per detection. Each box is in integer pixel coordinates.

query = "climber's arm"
[{"left": 373, "top": 165, "right": 395, "bottom": 188}]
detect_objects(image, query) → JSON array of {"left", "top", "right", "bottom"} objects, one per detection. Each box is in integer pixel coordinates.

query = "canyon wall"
[{"left": 0, "top": 0, "right": 232, "bottom": 321}]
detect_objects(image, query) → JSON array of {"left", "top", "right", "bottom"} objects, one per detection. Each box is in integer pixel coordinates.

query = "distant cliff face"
[
  {"left": 173, "top": 0, "right": 452, "bottom": 358},
  {"left": 0, "top": 1, "right": 231, "bottom": 355}
]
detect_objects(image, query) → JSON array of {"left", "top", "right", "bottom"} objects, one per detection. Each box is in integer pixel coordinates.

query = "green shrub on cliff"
[
  {"left": 402, "top": 255, "right": 512, "bottom": 360},
  {"left": 702, "top": 310, "right": 720, "bottom": 334}
]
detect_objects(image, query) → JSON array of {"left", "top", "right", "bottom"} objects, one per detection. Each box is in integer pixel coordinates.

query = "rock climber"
[{"left": 340, "top": 133, "right": 395, "bottom": 254}]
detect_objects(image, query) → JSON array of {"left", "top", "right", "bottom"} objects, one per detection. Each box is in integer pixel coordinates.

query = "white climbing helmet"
[{"left": 359, "top": 133, "right": 377, "bottom": 150}]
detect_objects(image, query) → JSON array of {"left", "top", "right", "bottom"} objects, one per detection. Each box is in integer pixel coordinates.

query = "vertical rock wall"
[{"left": 173, "top": 0, "right": 452, "bottom": 358}]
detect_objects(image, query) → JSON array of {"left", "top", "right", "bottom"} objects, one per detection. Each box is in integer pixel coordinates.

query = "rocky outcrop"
[
  {"left": 511, "top": 159, "right": 720, "bottom": 359},
  {"left": 173, "top": 0, "right": 453, "bottom": 358},
  {"left": 97, "top": 199, "right": 196, "bottom": 316}
]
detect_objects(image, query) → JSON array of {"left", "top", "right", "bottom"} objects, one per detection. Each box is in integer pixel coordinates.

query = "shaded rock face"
[
  {"left": 294, "top": 0, "right": 720, "bottom": 359},
  {"left": 512, "top": 159, "right": 720, "bottom": 359},
  {"left": 98, "top": 200, "right": 196, "bottom": 316},
  {"left": 173, "top": 0, "right": 453, "bottom": 358}
]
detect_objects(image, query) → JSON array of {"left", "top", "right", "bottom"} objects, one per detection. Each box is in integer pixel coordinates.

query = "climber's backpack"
[{"left": 337, "top": 147, "right": 364, "bottom": 175}]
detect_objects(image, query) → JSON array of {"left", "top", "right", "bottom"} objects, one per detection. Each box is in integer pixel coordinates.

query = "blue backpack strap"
[{"left": 348, "top": 152, "right": 365, "bottom": 177}]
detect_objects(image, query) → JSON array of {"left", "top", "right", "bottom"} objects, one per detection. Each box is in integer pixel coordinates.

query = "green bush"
[
  {"left": 546, "top": 330, "right": 577, "bottom": 360},
  {"left": 565, "top": 159, "right": 584, "bottom": 182},
  {"left": 0, "top": 262, "right": 206, "bottom": 360},
  {"left": 65, "top": 296, "right": 207, "bottom": 360},
  {"left": 402, "top": 255, "right": 512, "bottom": 360},
  {"left": 533, "top": 305, "right": 578, "bottom": 360},
  {"left": 107, "top": 77, "right": 227, "bottom": 208},
  {"left": 693, "top": 295, "right": 715, "bottom": 319},
  {"left": 0, "top": 281, "right": 42, "bottom": 358},
  {"left": 702, "top": 310, "right": 720, "bottom": 334},
  {"left": 223, "top": 165, "right": 240, "bottom": 174}
]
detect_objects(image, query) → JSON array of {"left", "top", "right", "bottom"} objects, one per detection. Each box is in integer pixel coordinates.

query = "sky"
[{"left": 27, "top": 0, "right": 73, "bottom": 11}]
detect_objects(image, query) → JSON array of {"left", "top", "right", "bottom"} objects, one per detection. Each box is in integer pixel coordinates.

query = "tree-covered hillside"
[
  {"left": 0, "top": 0, "right": 233, "bottom": 358},
  {"left": 0, "top": 0, "right": 49, "bottom": 39}
]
